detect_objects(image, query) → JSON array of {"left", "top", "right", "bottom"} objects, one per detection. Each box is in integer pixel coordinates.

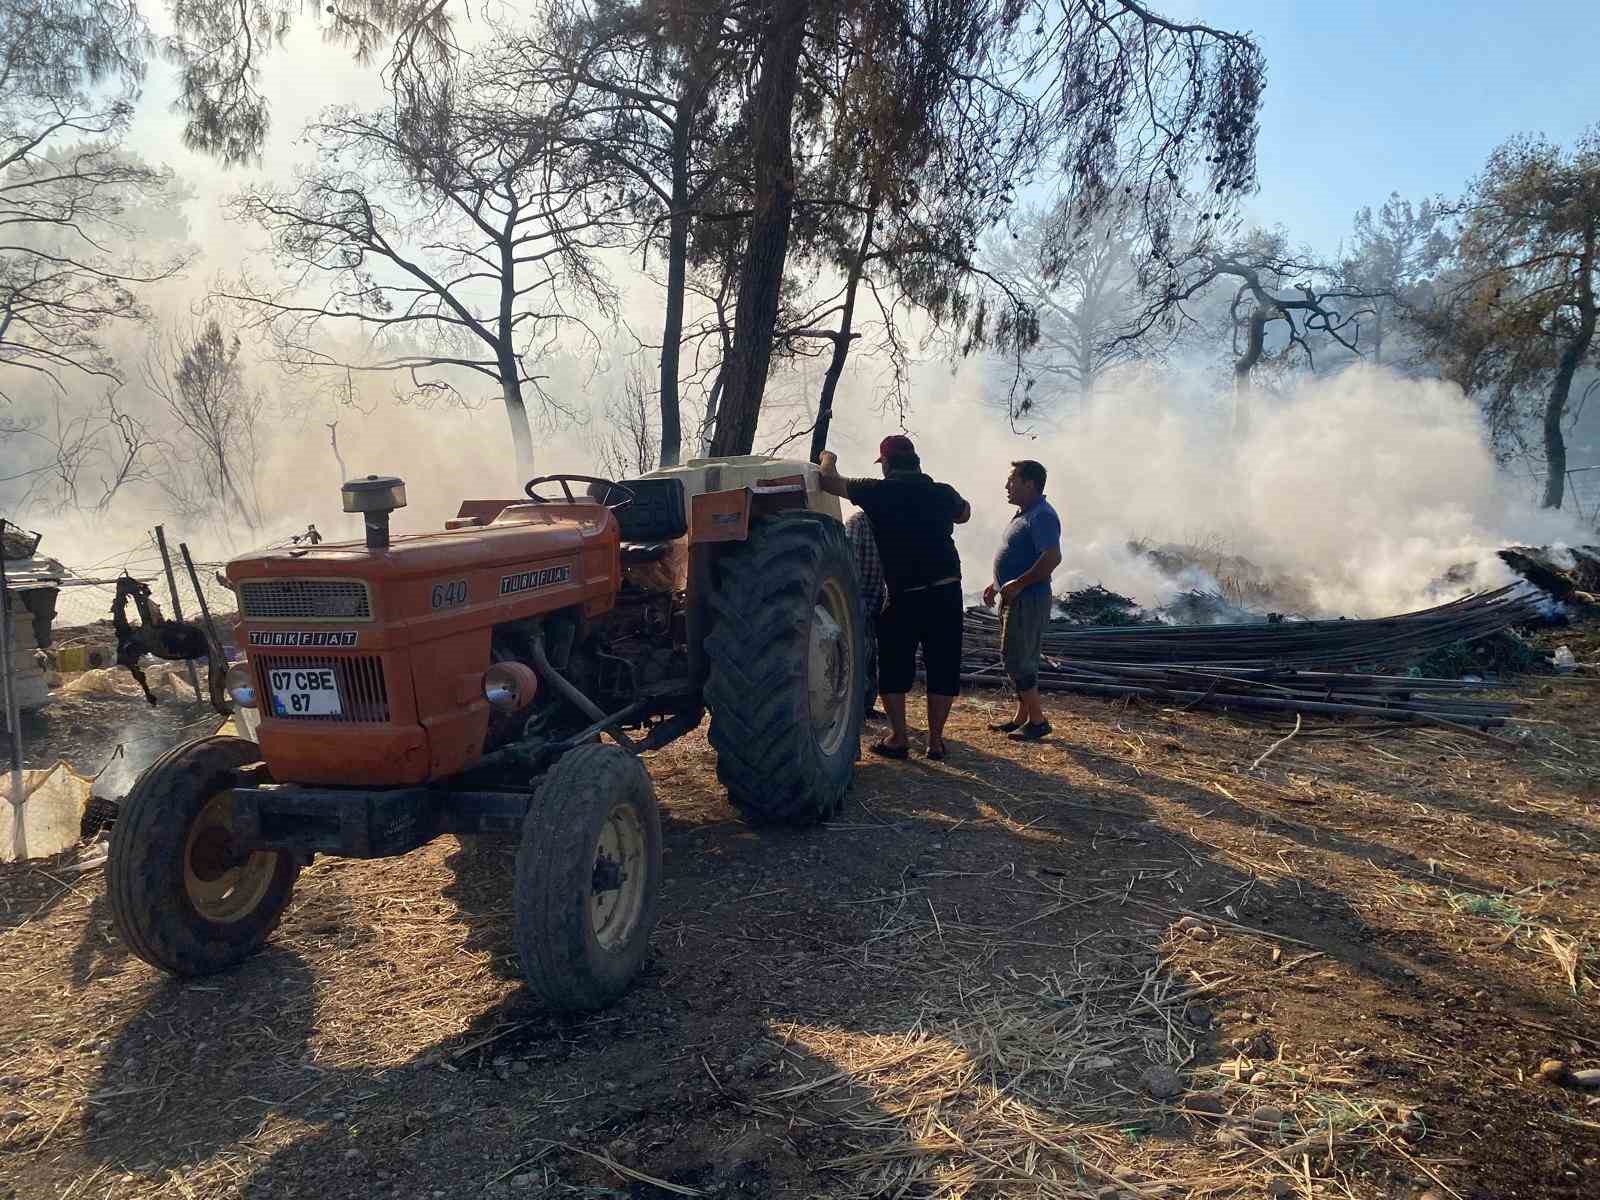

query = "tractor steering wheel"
[{"left": 522, "top": 473, "right": 636, "bottom": 512}]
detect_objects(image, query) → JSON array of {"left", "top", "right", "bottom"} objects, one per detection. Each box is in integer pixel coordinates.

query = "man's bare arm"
[
  {"left": 1000, "top": 544, "right": 1063, "bottom": 598},
  {"left": 815, "top": 451, "right": 851, "bottom": 498}
]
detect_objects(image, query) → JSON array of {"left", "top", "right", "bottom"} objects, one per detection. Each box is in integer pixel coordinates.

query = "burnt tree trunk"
[
  {"left": 499, "top": 227, "right": 535, "bottom": 480},
  {"left": 501, "top": 371, "right": 535, "bottom": 481},
  {"left": 710, "top": 0, "right": 809, "bottom": 457},
  {"left": 1075, "top": 324, "right": 1095, "bottom": 405},
  {"left": 659, "top": 159, "right": 690, "bottom": 467},
  {"left": 327, "top": 421, "right": 347, "bottom": 482},
  {"left": 1541, "top": 229, "right": 1596, "bottom": 510},
  {"left": 657, "top": 67, "right": 713, "bottom": 470},
  {"left": 1231, "top": 304, "right": 1270, "bottom": 435},
  {"left": 809, "top": 192, "right": 878, "bottom": 463}
]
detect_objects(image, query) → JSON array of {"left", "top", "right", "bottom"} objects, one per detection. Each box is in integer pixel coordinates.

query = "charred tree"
[
  {"left": 223, "top": 63, "right": 626, "bottom": 480},
  {"left": 1542, "top": 226, "right": 1595, "bottom": 508},
  {"left": 983, "top": 206, "right": 1143, "bottom": 418},
  {"left": 1, "top": 2, "right": 189, "bottom": 400},
  {"left": 709, "top": 0, "right": 808, "bottom": 458},
  {"left": 1431, "top": 127, "right": 1600, "bottom": 509},
  {"left": 808, "top": 200, "right": 876, "bottom": 463},
  {"left": 1122, "top": 229, "right": 1379, "bottom": 433},
  {"left": 153, "top": 0, "right": 1265, "bottom": 458},
  {"left": 514, "top": 3, "right": 737, "bottom": 468}
]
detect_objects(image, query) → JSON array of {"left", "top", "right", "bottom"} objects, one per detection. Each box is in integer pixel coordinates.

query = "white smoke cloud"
[
  {"left": 827, "top": 361, "right": 1588, "bottom": 618},
  {"left": 17, "top": 334, "right": 1588, "bottom": 629}
]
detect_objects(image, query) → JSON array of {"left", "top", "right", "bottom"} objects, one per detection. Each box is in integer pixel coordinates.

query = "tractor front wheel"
[
  {"left": 513, "top": 744, "right": 662, "bottom": 1011},
  {"left": 108, "top": 736, "right": 300, "bottom": 975}
]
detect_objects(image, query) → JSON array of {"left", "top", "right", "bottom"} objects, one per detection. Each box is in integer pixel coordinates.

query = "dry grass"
[
  {"left": 0, "top": 837, "right": 528, "bottom": 1191},
  {"left": 753, "top": 901, "right": 1407, "bottom": 1200},
  {"left": 1369, "top": 879, "right": 1599, "bottom": 1006},
  {"left": 5, "top": 638, "right": 1600, "bottom": 1198},
  {"left": 1536, "top": 926, "right": 1592, "bottom": 1000}
]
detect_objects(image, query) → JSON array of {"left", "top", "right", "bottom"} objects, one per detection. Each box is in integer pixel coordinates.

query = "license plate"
[{"left": 267, "top": 667, "right": 343, "bottom": 717}]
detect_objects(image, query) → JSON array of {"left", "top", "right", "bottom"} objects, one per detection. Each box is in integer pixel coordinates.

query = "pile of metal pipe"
[{"left": 960, "top": 588, "right": 1543, "bottom": 736}]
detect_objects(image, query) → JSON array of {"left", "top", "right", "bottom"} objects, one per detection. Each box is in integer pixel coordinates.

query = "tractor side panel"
[
  {"left": 689, "top": 489, "right": 751, "bottom": 544},
  {"left": 751, "top": 475, "right": 812, "bottom": 521},
  {"left": 409, "top": 626, "right": 496, "bottom": 779}
]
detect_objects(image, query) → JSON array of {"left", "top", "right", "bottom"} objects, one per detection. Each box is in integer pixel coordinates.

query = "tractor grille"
[
  {"left": 255, "top": 654, "right": 390, "bottom": 723},
  {"left": 239, "top": 579, "right": 372, "bottom": 621}
]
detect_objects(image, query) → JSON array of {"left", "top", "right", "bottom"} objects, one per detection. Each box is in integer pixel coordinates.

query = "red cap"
[{"left": 876, "top": 434, "right": 916, "bottom": 463}]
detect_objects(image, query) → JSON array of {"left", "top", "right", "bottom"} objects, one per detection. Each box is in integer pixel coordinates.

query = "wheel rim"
[
  {"left": 808, "top": 575, "right": 856, "bottom": 757},
  {"left": 183, "top": 792, "right": 278, "bottom": 924},
  {"left": 590, "top": 799, "right": 647, "bottom": 951}
]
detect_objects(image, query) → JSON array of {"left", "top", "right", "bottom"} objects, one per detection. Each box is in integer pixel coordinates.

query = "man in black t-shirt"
[{"left": 818, "top": 435, "right": 971, "bottom": 761}]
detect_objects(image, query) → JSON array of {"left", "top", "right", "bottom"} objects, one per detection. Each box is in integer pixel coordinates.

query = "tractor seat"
[
  {"left": 620, "top": 542, "right": 671, "bottom": 564},
  {"left": 614, "top": 477, "right": 688, "bottom": 543}
]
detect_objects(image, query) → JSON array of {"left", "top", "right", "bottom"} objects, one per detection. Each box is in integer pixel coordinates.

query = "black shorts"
[{"left": 878, "top": 581, "right": 963, "bottom": 697}]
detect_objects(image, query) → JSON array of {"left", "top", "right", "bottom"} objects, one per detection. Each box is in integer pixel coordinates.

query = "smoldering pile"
[
  {"left": 1495, "top": 545, "right": 1600, "bottom": 610},
  {"left": 1062, "top": 539, "right": 1600, "bottom": 629},
  {"left": 1127, "top": 539, "right": 1319, "bottom": 624},
  {"left": 1046, "top": 581, "right": 1266, "bottom": 628}
]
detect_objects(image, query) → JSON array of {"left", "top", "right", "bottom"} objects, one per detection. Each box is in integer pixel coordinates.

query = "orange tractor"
[{"left": 107, "top": 459, "right": 866, "bottom": 1010}]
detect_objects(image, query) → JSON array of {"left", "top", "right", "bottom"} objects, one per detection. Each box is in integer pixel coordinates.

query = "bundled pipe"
[{"left": 958, "top": 588, "right": 1542, "bottom": 736}]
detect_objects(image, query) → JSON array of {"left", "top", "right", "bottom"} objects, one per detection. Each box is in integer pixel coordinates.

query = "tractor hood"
[{"left": 225, "top": 503, "right": 614, "bottom": 585}]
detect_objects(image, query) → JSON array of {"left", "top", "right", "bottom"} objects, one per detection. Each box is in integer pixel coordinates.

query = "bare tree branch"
[
  {"left": 143, "top": 316, "right": 267, "bottom": 530},
  {"left": 222, "top": 58, "right": 632, "bottom": 476}
]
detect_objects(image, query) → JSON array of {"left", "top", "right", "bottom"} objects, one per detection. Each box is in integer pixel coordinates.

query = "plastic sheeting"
[{"left": 1, "top": 761, "right": 91, "bottom": 862}]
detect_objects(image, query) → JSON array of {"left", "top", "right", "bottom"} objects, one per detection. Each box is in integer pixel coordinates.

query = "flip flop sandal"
[
  {"left": 1007, "top": 722, "right": 1053, "bottom": 742},
  {"left": 926, "top": 742, "right": 947, "bottom": 761},
  {"left": 869, "top": 741, "right": 910, "bottom": 760},
  {"left": 987, "top": 719, "right": 1024, "bottom": 733}
]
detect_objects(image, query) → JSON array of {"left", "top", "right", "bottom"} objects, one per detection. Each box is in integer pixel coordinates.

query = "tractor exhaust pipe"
[{"left": 340, "top": 475, "right": 408, "bottom": 550}]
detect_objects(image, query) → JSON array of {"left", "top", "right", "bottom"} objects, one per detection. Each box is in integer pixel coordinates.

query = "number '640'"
[{"left": 431, "top": 579, "right": 468, "bottom": 609}]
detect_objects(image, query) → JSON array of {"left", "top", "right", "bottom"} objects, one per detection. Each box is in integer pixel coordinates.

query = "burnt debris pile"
[
  {"left": 1496, "top": 545, "right": 1600, "bottom": 609},
  {"left": 1053, "top": 585, "right": 1151, "bottom": 627}
]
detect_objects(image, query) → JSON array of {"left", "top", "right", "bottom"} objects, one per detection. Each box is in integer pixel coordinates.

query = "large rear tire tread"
[
  {"left": 108, "top": 735, "right": 299, "bottom": 976},
  {"left": 704, "top": 511, "right": 866, "bottom": 827},
  {"left": 513, "top": 743, "right": 662, "bottom": 1012}
]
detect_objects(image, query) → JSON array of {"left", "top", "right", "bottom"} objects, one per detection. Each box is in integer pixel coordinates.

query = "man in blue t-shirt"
[{"left": 982, "top": 460, "right": 1062, "bottom": 741}]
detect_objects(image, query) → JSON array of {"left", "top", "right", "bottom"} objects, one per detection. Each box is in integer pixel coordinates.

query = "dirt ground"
[{"left": 3, "top": 628, "right": 1599, "bottom": 1200}]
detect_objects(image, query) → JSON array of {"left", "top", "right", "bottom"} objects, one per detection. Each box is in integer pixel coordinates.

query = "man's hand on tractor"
[
  {"left": 815, "top": 450, "right": 850, "bottom": 498},
  {"left": 982, "top": 582, "right": 998, "bottom": 608}
]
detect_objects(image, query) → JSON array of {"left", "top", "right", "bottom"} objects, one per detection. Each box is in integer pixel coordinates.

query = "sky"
[
  {"left": 1184, "top": 0, "right": 1600, "bottom": 251},
  {"left": 123, "top": 2, "right": 1600, "bottom": 265}
]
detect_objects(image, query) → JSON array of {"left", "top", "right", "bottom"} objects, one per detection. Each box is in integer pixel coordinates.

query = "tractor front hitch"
[{"left": 229, "top": 785, "right": 535, "bottom": 859}]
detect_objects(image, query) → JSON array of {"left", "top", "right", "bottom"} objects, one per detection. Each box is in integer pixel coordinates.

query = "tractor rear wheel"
[
  {"left": 704, "top": 511, "right": 866, "bottom": 826},
  {"left": 513, "top": 744, "right": 662, "bottom": 1011},
  {"left": 108, "top": 736, "right": 299, "bottom": 975}
]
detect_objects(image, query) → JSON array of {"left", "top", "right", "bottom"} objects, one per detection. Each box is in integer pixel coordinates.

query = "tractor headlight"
[
  {"left": 483, "top": 662, "right": 539, "bottom": 711},
  {"left": 225, "top": 663, "right": 258, "bottom": 709}
]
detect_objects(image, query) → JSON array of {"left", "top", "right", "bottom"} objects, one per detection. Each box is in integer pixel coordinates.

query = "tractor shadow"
[
  {"left": 76, "top": 948, "right": 324, "bottom": 1176},
  {"left": 441, "top": 834, "right": 520, "bottom": 978}
]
